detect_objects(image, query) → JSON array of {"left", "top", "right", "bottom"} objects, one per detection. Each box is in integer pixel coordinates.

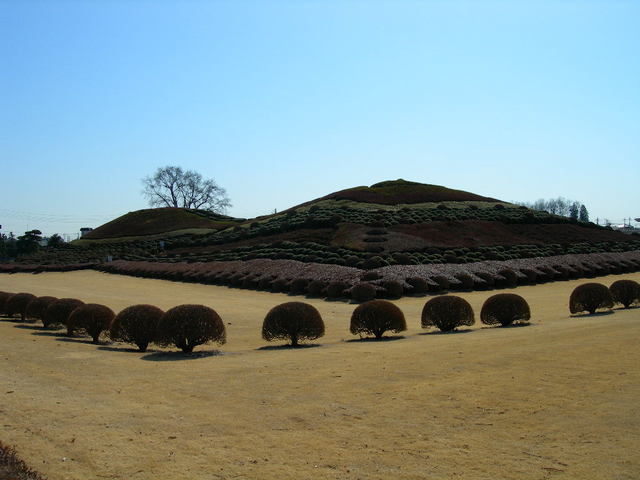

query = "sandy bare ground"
[{"left": 1, "top": 271, "right": 639, "bottom": 480}]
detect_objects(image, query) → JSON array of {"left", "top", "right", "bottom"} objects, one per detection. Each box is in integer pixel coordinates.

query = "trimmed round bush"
[
  {"left": 5, "top": 293, "right": 37, "bottom": 321},
  {"left": 361, "top": 271, "right": 382, "bottom": 281},
  {"left": 241, "top": 276, "right": 259, "bottom": 289},
  {"left": 326, "top": 281, "right": 348, "bottom": 298},
  {"left": 609, "top": 279, "right": 640, "bottom": 309},
  {"left": 350, "top": 300, "right": 406, "bottom": 339},
  {"left": 569, "top": 283, "right": 614, "bottom": 315},
  {"left": 67, "top": 303, "right": 115, "bottom": 343},
  {"left": 258, "top": 276, "right": 274, "bottom": 290},
  {"left": 289, "top": 278, "right": 310, "bottom": 295},
  {"left": 406, "top": 277, "right": 429, "bottom": 294},
  {"left": 383, "top": 280, "right": 404, "bottom": 298},
  {"left": 25, "top": 296, "right": 58, "bottom": 321},
  {"left": 453, "top": 273, "right": 474, "bottom": 290},
  {"left": 475, "top": 272, "right": 495, "bottom": 289},
  {"left": 480, "top": 294, "right": 531, "bottom": 327},
  {"left": 520, "top": 269, "right": 538, "bottom": 284},
  {"left": 497, "top": 268, "right": 518, "bottom": 288},
  {"left": 421, "top": 296, "right": 475, "bottom": 332},
  {"left": 351, "top": 282, "right": 377, "bottom": 302},
  {"left": 43, "top": 298, "right": 85, "bottom": 329},
  {"left": 306, "top": 280, "right": 327, "bottom": 296},
  {"left": 110, "top": 304, "right": 165, "bottom": 352},
  {"left": 0, "top": 291, "right": 14, "bottom": 316},
  {"left": 157, "top": 304, "right": 226, "bottom": 353},
  {"left": 262, "top": 302, "right": 325, "bottom": 347},
  {"left": 271, "top": 278, "right": 290, "bottom": 293},
  {"left": 362, "top": 256, "right": 386, "bottom": 269},
  {"left": 431, "top": 275, "right": 450, "bottom": 292}
]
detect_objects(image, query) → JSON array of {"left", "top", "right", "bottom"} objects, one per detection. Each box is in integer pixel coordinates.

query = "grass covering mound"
[
  {"left": 325, "top": 179, "right": 500, "bottom": 204},
  {"left": 82, "top": 208, "right": 243, "bottom": 240}
]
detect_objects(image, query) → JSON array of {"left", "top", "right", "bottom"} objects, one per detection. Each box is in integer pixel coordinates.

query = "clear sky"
[{"left": 1, "top": 0, "right": 638, "bottom": 238}]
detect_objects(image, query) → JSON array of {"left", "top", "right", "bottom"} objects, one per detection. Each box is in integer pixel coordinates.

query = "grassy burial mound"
[
  {"left": 4, "top": 179, "right": 640, "bottom": 298},
  {"left": 80, "top": 207, "right": 243, "bottom": 240}
]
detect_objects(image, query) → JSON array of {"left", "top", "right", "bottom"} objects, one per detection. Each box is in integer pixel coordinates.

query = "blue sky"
[{"left": 1, "top": 0, "right": 638, "bottom": 238}]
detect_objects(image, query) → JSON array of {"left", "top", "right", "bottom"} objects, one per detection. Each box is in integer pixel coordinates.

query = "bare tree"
[{"left": 142, "top": 166, "right": 231, "bottom": 213}]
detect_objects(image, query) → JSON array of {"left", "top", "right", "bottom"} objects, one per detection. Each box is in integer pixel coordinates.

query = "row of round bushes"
[
  {"left": 570, "top": 279, "right": 640, "bottom": 314},
  {"left": 1, "top": 279, "right": 637, "bottom": 352},
  {"left": 0, "top": 290, "right": 531, "bottom": 351},
  {"left": 0, "top": 293, "right": 223, "bottom": 352}
]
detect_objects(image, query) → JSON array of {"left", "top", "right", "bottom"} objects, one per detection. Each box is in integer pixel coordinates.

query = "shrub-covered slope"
[
  {"left": 4, "top": 179, "right": 639, "bottom": 299},
  {"left": 323, "top": 179, "right": 501, "bottom": 204},
  {"left": 82, "top": 208, "right": 243, "bottom": 240}
]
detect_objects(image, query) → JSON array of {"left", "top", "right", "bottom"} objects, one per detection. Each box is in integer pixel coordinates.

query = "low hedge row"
[{"left": 6, "top": 250, "right": 640, "bottom": 304}]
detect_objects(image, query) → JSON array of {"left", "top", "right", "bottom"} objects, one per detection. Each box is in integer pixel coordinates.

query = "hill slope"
[
  {"left": 7, "top": 179, "right": 639, "bottom": 299},
  {"left": 324, "top": 179, "right": 501, "bottom": 204},
  {"left": 82, "top": 208, "right": 243, "bottom": 240}
]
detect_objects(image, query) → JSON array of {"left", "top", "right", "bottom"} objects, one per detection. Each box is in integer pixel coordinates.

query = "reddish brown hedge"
[
  {"left": 406, "top": 277, "right": 429, "bottom": 294},
  {"left": 157, "top": 304, "right": 226, "bottom": 353},
  {"left": 431, "top": 275, "right": 450, "bottom": 292},
  {"left": 289, "top": 278, "right": 310, "bottom": 295},
  {"left": 262, "top": 302, "right": 325, "bottom": 346},
  {"left": 43, "top": 298, "right": 85, "bottom": 329},
  {"left": 351, "top": 282, "right": 377, "bottom": 302},
  {"left": 383, "top": 280, "right": 404, "bottom": 298},
  {"left": 0, "top": 291, "right": 14, "bottom": 316},
  {"left": 67, "top": 303, "right": 115, "bottom": 343},
  {"left": 350, "top": 300, "right": 406, "bottom": 339},
  {"left": 497, "top": 269, "right": 518, "bottom": 288},
  {"left": 110, "top": 304, "right": 165, "bottom": 351},
  {"left": 25, "top": 296, "right": 59, "bottom": 321},
  {"left": 480, "top": 293, "right": 531, "bottom": 326},
  {"left": 421, "top": 295, "right": 475, "bottom": 332},
  {"left": 609, "top": 279, "right": 640, "bottom": 309},
  {"left": 326, "top": 281, "right": 348, "bottom": 298},
  {"left": 453, "top": 274, "right": 474, "bottom": 290},
  {"left": 4, "top": 293, "right": 37, "bottom": 321},
  {"left": 307, "top": 280, "right": 327, "bottom": 296},
  {"left": 569, "top": 283, "right": 614, "bottom": 315}
]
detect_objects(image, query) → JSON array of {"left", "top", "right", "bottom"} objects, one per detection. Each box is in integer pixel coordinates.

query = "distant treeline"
[{"left": 516, "top": 197, "right": 589, "bottom": 222}]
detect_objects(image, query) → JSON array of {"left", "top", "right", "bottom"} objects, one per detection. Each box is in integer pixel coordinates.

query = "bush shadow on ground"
[
  {"left": 419, "top": 328, "right": 474, "bottom": 335},
  {"left": 257, "top": 343, "right": 322, "bottom": 351},
  {"left": 13, "top": 324, "right": 46, "bottom": 330},
  {"left": 141, "top": 349, "right": 223, "bottom": 362},
  {"left": 97, "top": 345, "right": 150, "bottom": 353},
  {"left": 480, "top": 322, "right": 533, "bottom": 330},
  {"left": 54, "top": 336, "right": 109, "bottom": 346},
  {"left": 570, "top": 310, "right": 615, "bottom": 318},
  {"left": 322, "top": 297, "right": 351, "bottom": 304},
  {"left": 30, "top": 329, "right": 66, "bottom": 337},
  {"left": 345, "top": 335, "right": 405, "bottom": 343}
]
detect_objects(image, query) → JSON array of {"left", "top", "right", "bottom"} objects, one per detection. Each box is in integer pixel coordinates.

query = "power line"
[{"left": 0, "top": 208, "right": 120, "bottom": 224}]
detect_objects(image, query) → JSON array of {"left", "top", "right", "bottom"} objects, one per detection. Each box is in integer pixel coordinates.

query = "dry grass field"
[{"left": 1, "top": 271, "right": 639, "bottom": 480}]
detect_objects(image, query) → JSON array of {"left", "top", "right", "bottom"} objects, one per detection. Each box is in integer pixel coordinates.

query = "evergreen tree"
[
  {"left": 16, "top": 229, "right": 42, "bottom": 256},
  {"left": 47, "top": 233, "right": 64, "bottom": 248},
  {"left": 579, "top": 205, "right": 589, "bottom": 222},
  {"left": 569, "top": 202, "right": 580, "bottom": 220}
]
